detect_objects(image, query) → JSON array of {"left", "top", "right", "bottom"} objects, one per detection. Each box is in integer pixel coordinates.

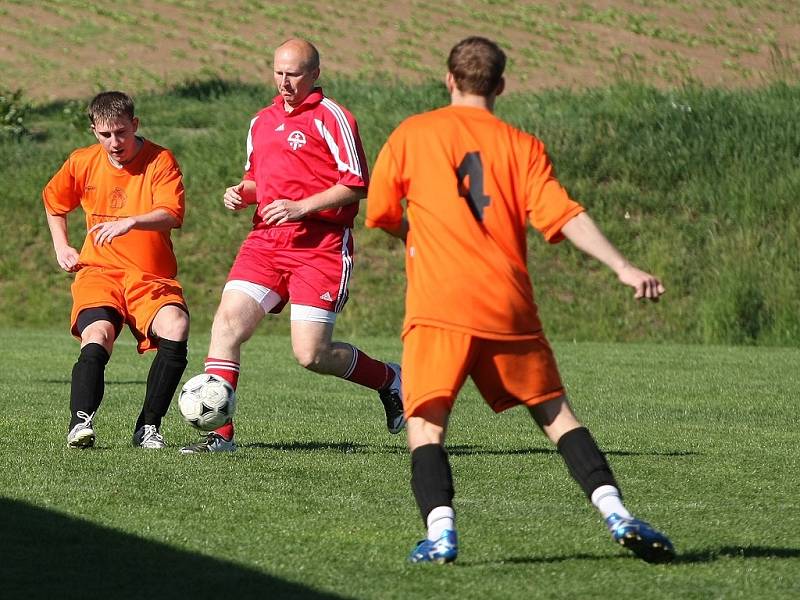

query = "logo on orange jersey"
[
  {"left": 110, "top": 187, "right": 127, "bottom": 209},
  {"left": 287, "top": 130, "right": 306, "bottom": 150}
]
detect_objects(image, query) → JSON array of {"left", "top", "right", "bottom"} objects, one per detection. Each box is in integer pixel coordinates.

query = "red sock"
[
  {"left": 342, "top": 346, "right": 392, "bottom": 390},
  {"left": 205, "top": 357, "right": 240, "bottom": 389},
  {"left": 205, "top": 357, "right": 238, "bottom": 440}
]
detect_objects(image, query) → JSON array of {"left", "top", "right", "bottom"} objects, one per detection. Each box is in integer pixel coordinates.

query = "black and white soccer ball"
[{"left": 178, "top": 373, "right": 236, "bottom": 431}]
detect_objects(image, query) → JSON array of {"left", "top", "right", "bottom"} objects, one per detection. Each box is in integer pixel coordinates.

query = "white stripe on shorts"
[
  {"left": 290, "top": 304, "right": 337, "bottom": 324},
  {"left": 335, "top": 228, "right": 352, "bottom": 313},
  {"left": 223, "top": 280, "right": 282, "bottom": 314}
]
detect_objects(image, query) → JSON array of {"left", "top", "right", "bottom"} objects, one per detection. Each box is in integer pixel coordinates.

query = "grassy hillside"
[{"left": 2, "top": 78, "right": 799, "bottom": 346}]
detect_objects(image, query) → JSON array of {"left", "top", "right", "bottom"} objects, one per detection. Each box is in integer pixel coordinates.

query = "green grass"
[
  {"left": 2, "top": 79, "right": 799, "bottom": 345},
  {"left": 2, "top": 328, "right": 799, "bottom": 598}
]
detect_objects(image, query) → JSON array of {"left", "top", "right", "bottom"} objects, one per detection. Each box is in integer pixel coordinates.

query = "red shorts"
[
  {"left": 70, "top": 267, "right": 187, "bottom": 353},
  {"left": 227, "top": 223, "right": 353, "bottom": 313},
  {"left": 401, "top": 325, "right": 565, "bottom": 417}
]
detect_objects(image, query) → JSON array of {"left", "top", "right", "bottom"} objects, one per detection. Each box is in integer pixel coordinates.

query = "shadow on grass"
[
  {"left": 39, "top": 379, "right": 145, "bottom": 386},
  {"left": 242, "top": 441, "right": 371, "bottom": 453},
  {"left": 238, "top": 441, "right": 695, "bottom": 458},
  {"left": 671, "top": 545, "right": 800, "bottom": 564},
  {"left": 461, "top": 545, "right": 800, "bottom": 567},
  {"left": 447, "top": 445, "right": 697, "bottom": 457},
  {"left": 1, "top": 497, "right": 350, "bottom": 600}
]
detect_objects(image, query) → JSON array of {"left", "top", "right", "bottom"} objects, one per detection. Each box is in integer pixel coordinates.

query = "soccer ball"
[{"left": 178, "top": 373, "right": 236, "bottom": 431}]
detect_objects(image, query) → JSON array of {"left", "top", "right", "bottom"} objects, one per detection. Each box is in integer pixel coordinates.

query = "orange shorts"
[
  {"left": 70, "top": 267, "right": 187, "bottom": 353},
  {"left": 401, "top": 325, "right": 565, "bottom": 417}
]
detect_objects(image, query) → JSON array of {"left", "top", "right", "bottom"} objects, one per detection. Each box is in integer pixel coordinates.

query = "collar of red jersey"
[{"left": 272, "top": 87, "right": 324, "bottom": 113}]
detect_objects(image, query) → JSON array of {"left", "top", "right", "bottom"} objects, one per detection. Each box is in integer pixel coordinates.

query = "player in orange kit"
[
  {"left": 43, "top": 91, "right": 189, "bottom": 450},
  {"left": 367, "top": 37, "right": 675, "bottom": 564}
]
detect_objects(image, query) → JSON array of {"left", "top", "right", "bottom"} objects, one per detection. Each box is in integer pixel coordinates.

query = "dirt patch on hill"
[{"left": 1, "top": 0, "right": 798, "bottom": 101}]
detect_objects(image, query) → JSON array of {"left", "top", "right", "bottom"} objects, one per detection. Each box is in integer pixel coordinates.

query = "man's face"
[
  {"left": 273, "top": 46, "right": 319, "bottom": 109},
  {"left": 92, "top": 116, "right": 139, "bottom": 164}
]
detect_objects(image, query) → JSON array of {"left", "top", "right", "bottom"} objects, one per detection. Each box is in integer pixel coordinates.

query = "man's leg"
[
  {"left": 131, "top": 304, "right": 190, "bottom": 448},
  {"left": 180, "top": 287, "right": 268, "bottom": 453},
  {"left": 407, "top": 400, "right": 458, "bottom": 564},
  {"left": 290, "top": 313, "right": 404, "bottom": 433},
  {"left": 530, "top": 396, "right": 675, "bottom": 563},
  {"left": 68, "top": 308, "right": 121, "bottom": 448}
]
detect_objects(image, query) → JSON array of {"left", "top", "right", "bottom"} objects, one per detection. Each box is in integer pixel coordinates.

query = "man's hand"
[
  {"left": 260, "top": 199, "right": 307, "bottom": 226},
  {"left": 617, "top": 264, "right": 666, "bottom": 301},
  {"left": 88, "top": 217, "right": 135, "bottom": 246},
  {"left": 55, "top": 244, "right": 81, "bottom": 272},
  {"left": 223, "top": 182, "right": 250, "bottom": 211}
]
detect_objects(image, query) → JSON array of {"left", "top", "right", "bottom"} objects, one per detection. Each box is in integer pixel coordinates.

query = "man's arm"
[
  {"left": 260, "top": 184, "right": 364, "bottom": 226},
  {"left": 560, "top": 212, "right": 665, "bottom": 301},
  {"left": 45, "top": 211, "right": 81, "bottom": 272},
  {"left": 87, "top": 208, "right": 180, "bottom": 246}
]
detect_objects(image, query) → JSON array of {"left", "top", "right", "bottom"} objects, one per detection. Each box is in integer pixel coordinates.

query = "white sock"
[
  {"left": 591, "top": 485, "right": 632, "bottom": 520},
  {"left": 427, "top": 506, "right": 455, "bottom": 541}
]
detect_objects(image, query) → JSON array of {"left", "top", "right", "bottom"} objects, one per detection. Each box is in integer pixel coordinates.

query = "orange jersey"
[
  {"left": 42, "top": 139, "right": 185, "bottom": 278},
  {"left": 366, "top": 105, "right": 584, "bottom": 339}
]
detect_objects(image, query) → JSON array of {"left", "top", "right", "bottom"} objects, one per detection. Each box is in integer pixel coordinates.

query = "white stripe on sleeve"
[{"left": 320, "top": 98, "right": 362, "bottom": 178}]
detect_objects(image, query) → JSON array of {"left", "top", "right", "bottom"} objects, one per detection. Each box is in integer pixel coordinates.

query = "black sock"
[
  {"left": 557, "top": 426, "right": 619, "bottom": 499},
  {"left": 135, "top": 338, "right": 188, "bottom": 430},
  {"left": 411, "top": 444, "right": 455, "bottom": 525},
  {"left": 69, "top": 343, "right": 110, "bottom": 429}
]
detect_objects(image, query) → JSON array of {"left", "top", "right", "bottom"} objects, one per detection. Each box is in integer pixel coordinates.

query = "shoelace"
[
  {"left": 142, "top": 425, "right": 164, "bottom": 443},
  {"left": 75, "top": 410, "right": 95, "bottom": 427}
]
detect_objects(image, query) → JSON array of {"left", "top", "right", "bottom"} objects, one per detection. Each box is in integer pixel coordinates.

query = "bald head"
[
  {"left": 273, "top": 38, "right": 321, "bottom": 109},
  {"left": 275, "top": 38, "right": 320, "bottom": 72}
]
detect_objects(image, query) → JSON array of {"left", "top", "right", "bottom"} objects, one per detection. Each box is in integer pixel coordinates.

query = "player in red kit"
[{"left": 180, "top": 39, "right": 403, "bottom": 453}]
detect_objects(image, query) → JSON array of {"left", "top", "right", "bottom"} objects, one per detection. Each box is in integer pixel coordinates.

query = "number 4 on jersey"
[{"left": 456, "top": 151, "right": 491, "bottom": 221}]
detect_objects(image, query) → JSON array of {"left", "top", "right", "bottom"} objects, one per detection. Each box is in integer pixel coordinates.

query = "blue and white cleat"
[
  {"left": 408, "top": 529, "right": 458, "bottom": 564},
  {"left": 606, "top": 513, "right": 675, "bottom": 563}
]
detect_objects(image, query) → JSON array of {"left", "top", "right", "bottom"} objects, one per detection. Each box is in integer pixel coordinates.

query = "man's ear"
[
  {"left": 131, "top": 117, "right": 140, "bottom": 132},
  {"left": 495, "top": 77, "right": 505, "bottom": 97},
  {"left": 445, "top": 71, "right": 456, "bottom": 93}
]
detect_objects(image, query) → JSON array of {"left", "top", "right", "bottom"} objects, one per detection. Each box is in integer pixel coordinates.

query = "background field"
[
  {"left": 3, "top": 330, "right": 800, "bottom": 599},
  {"left": 2, "top": 1, "right": 800, "bottom": 598},
  {"left": 2, "top": 0, "right": 800, "bottom": 99}
]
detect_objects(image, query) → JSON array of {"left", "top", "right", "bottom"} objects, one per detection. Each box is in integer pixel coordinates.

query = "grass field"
[{"left": 3, "top": 328, "right": 799, "bottom": 599}]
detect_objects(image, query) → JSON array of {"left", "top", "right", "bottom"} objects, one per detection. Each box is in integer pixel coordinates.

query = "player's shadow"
[
  {"left": 39, "top": 379, "right": 145, "bottom": 386},
  {"left": 671, "top": 545, "right": 800, "bottom": 564},
  {"left": 462, "top": 545, "right": 800, "bottom": 567},
  {"left": 1, "top": 497, "right": 351, "bottom": 600},
  {"left": 446, "top": 444, "right": 697, "bottom": 457},
  {"left": 242, "top": 440, "right": 371, "bottom": 454},
  {"left": 239, "top": 442, "right": 695, "bottom": 458}
]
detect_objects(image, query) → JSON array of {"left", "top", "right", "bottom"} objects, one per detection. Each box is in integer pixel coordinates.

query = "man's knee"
[
  {"left": 292, "top": 344, "right": 327, "bottom": 372},
  {"left": 152, "top": 304, "right": 189, "bottom": 342},
  {"left": 212, "top": 303, "right": 254, "bottom": 346},
  {"left": 78, "top": 309, "right": 121, "bottom": 353}
]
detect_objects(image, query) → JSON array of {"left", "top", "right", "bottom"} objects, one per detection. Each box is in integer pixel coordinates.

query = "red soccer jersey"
[
  {"left": 367, "top": 105, "right": 584, "bottom": 340},
  {"left": 42, "top": 139, "right": 185, "bottom": 278},
  {"left": 243, "top": 87, "right": 369, "bottom": 229}
]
